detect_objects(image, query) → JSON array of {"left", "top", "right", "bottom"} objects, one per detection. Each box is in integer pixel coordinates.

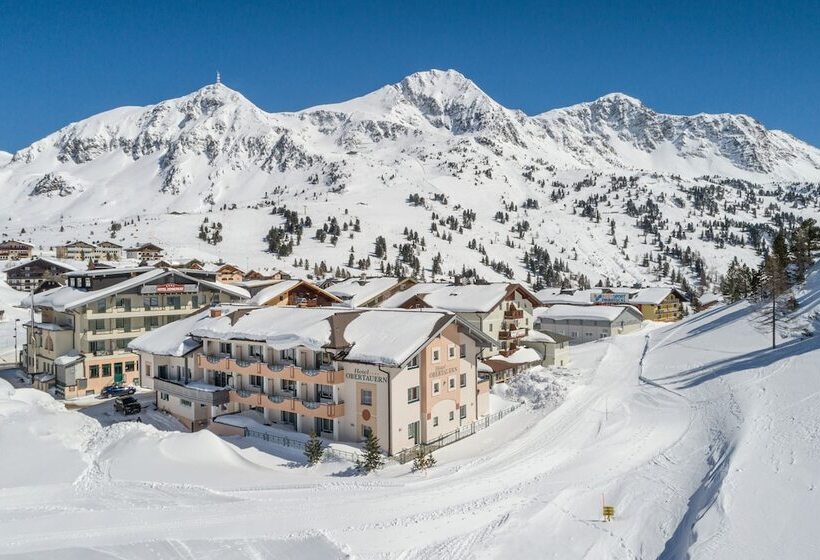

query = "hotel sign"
[
  {"left": 141, "top": 283, "right": 197, "bottom": 294},
  {"left": 346, "top": 367, "right": 388, "bottom": 383},
  {"left": 592, "top": 293, "right": 628, "bottom": 305}
]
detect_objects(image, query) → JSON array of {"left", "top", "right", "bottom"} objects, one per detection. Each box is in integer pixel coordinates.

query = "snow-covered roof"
[
  {"left": 128, "top": 310, "right": 211, "bottom": 357},
  {"left": 535, "top": 304, "right": 642, "bottom": 322},
  {"left": 537, "top": 290, "right": 596, "bottom": 306},
  {"left": 522, "top": 330, "right": 559, "bottom": 343},
  {"left": 630, "top": 287, "right": 685, "bottom": 305},
  {"left": 188, "top": 306, "right": 493, "bottom": 368},
  {"left": 64, "top": 266, "right": 154, "bottom": 278},
  {"left": 27, "top": 268, "right": 249, "bottom": 311},
  {"left": 327, "top": 276, "right": 409, "bottom": 307},
  {"left": 3, "top": 256, "right": 84, "bottom": 273},
  {"left": 54, "top": 352, "right": 83, "bottom": 366},
  {"left": 247, "top": 280, "right": 301, "bottom": 305},
  {"left": 25, "top": 320, "right": 71, "bottom": 331},
  {"left": 378, "top": 282, "right": 447, "bottom": 308},
  {"left": 487, "top": 347, "right": 541, "bottom": 365},
  {"left": 191, "top": 306, "right": 337, "bottom": 350},
  {"left": 699, "top": 292, "right": 723, "bottom": 306},
  {"left": 419, "top": 283, "right": 517, "bottom": 313}
]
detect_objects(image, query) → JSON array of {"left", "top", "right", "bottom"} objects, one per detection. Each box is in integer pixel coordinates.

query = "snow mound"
[{"left": 493, "top": 366, "right": 570, "bottom": 409}]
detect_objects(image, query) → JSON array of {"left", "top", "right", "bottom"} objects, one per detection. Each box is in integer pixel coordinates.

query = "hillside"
[
  {"left": 1, "top": 70, "right": 819, "bottom": 288},
  {"left": 1, "top": 263, "right": 818, "bottom": 558}
]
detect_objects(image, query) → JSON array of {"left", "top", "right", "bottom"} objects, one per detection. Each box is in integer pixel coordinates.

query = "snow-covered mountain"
[{"left": 1, "top": 69, "right": 819, "bottom": 288}]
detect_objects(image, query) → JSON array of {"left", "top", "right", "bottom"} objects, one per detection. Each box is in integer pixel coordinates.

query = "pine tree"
[
  {"left": 356, "top": 432, "right": 385, "bottom": 474},
  {"left": 411, "top": 445, "right": 437, "bottom": 473},
  {"left": 758, "top": 235, "right": 791, "bottom": 349},
  {"left": 304, "top": 431, "right": 324, "bottom": 466}
]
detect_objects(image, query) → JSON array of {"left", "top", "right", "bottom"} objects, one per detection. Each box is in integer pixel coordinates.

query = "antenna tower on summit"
[{"left": 216, "top": 71, "right": 221, "bottom": 85}]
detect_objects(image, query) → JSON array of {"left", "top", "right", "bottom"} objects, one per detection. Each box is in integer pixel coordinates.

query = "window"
[
  {"left": 459, "top": 344, "right": 466, "bottom": 358},
  {"left": 449, "top": 411, "right": 454, "bottom": 421},
  {"left": 115, "top": 318, "right": 131, "bottom": 332},
  {"left": 460, "top": 373, "right": 467, "bottom": 388},
  {"left": 180, "top": 399, "right": 192, "bottom": 407},
  {"left": 319, "top": 418, "right": 333, "bottom": 434},
  {"left": 361, "top": 389, "right": 373, "bottom": 406},
  {"left": 96, "top": 299, "right": 107, "bottom": 313},
  {"left": 249, "top": 375, "right": 263, "bottom": 387},
  {"left": 433, "top": 416, "right": 439, "bottom": 427},
  {"left": 407, "top": 386, "right": 419, "bottom": 403},
  {"left": 91, "top": 319, "right": 105, "bottom": 332},
  {"left": 115, "top": 338, "right": 129, "bottom": 350},
  {"left": 317, "top": 384, "right": 333, "bottom": 401},
  {"left": 219, "top": 342, "right": 232, "bottom": 355},
  {"left": 102, "top": 364, "right": 111, "bottom": 377},
  {"left": 449, "top": 377, "right": 455, "bottom": 390},
  {"left": 432, "top": 348, "right": 440, "bottom": 363},
  {"left": 145, "top": 364, "right": 152, "bottom": 377},
  {"left": 160, "top": 392, "right": 169, "bottom": 401},
  {"left": 191, "top": 295, "right": 200, "bottom": 308},
  {"left": 460, "top": 405, "right": 467, "bottom": 420},
  {"left": 146, "top": 316, "right": 159, "bottom": 330},
  {"left": 433, "top": 382, "right": 440, "bottom": 395},
  {"left": 84, "top": 278, "right": 91, "bottom": 288},
  {"left": 408, "top": 355, "right": 419, "bottom": 368},
  {"left": 408, "top": 421, "right": 418, "bottom": 440},
  {"left": 143, "top": 295, "right": 159, "bottom": 310},
  {"left": 248, "top": 345, "right": 264, "bottom": 360},
  {"left": 281, "top": 379, "right": 296, "bottom": 393},
  {"left": 362, "top": 425, "right": 373, "bottom": 439},
  {"left": 89, "top": 365, "right": 99, "bottom": 378},
  {"left": 125, "top": 362, "right": 136, "bottom": 372},
  {"left": 117, "top": 298, "right": 131, "bottom": 312},
  {"left": 448, "top": 345, "right": 455, "bottom": 359},
  {"left": 167, "top": 295, "right": 181, "bottom": 310},
  {"left": 488, "top": 323, "right": 493, "bottom": 332}
]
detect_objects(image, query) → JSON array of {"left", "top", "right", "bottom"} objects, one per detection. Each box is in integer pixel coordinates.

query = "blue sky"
[{"left": 1, "top": 0, "right": 818, "bottom": 151}]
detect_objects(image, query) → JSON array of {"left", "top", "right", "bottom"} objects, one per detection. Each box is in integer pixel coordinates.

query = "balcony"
[
  {"left": 504, "top": 308, "right": 524, "bottom": 320},
  {"left": 229, "top": 389, "right": 345, "bottom": 418},
  {"left": 197, "top": 354, "right": 345, "bottom": 385},
  {"left": 498, "top": 328, "right": 527, "bottom": 340},
  {"left": 154, "top": 377, "right": 230, "bottom": 406}
]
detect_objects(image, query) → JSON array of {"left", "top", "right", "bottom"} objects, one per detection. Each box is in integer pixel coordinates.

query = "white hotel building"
[{"left": 130, "top": 305, "right": 495, "bottom": 454}]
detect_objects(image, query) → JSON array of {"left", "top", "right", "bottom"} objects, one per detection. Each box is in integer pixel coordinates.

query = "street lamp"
[{"left": 13, "top": 318, "right": 21, "bottom": 369}]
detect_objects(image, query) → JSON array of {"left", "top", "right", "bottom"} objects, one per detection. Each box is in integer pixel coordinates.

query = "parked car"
[
  {"left": 101, "top": 384, "right": 136, "bottom": 398},
  {"left": 114, "top": 396, "right": 141, "bottom": 415}
]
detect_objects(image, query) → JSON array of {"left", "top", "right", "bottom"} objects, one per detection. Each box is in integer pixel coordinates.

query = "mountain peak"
[
  {"left": 594, "top": 92, "right": 644, "bottom": 106},
  {"left": 396, "top": 69, "right": 489, "bottom": 104}
]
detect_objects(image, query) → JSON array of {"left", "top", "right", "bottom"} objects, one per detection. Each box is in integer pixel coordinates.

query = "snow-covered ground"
[{"left": 0, "top": 266, "right": 818, "bottom": 558}]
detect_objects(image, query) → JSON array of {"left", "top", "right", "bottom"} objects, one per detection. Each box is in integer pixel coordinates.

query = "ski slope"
[{"left": 0, "top": 268, "right": 818, "bottom": 559}]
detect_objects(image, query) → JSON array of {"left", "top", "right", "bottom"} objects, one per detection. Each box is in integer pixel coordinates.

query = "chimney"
[{"left": 210, "top": 306, "right": 222, "bottom": 318}]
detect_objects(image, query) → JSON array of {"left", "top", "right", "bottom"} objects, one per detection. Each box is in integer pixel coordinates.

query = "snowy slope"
[
  {"left": 1, "top": 70, "right": 819, "bottom": 289},
  {"left": 0, "top": 264, "right": 818, "bottom": 558}
]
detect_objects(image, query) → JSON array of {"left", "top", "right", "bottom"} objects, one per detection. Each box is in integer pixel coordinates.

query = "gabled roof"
[
  {"left": 4, "top": 257, "right": 83, "bottom": 273},
  {"left": 128, "top": 243, "right": 163, "bottom": 251},
  {"left": 27, "top": 268, "right": 249, "bottom": 312},
  {"left": 629, "top": 287, "right": 688, "bottom": 305},
  {"left": 247, "top": 279, "right": 342, "bottom": 306},
  {"left": 0, "top": 239, "right": 34, "bottom": 248},
  {"left": 97, "top": 241, "right": 123, "bottom": 248},
  {"left": 327, "top": 276, "right": 416, "bottom": 307},
  {"left": 61, "top": 240, "right": 96, "bottom": 248},
  {"left": 535, "top": 304, "right": 643, "bottom": 322},
  {"left": 417, "top": 283, "right": 540, "bottom": 313}
]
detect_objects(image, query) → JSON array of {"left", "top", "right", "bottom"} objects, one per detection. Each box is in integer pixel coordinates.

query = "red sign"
[{"left": 155, "top": 283, "right": 185, "bottom": 293}]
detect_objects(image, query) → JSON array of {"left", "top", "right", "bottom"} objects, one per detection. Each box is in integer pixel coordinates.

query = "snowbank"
[{"left": 492, "top": 366, "right": 570, "bottom": 409}]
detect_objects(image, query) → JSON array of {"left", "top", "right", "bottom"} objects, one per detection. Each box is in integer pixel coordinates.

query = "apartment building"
[
  {"left": 55, "top": 241, "right": 122, "bottom": 261},
  {"left": 246, "top": 279, "right": 343, "bottom": 307},
  {"left": 392, "top": 283, "right": 540, "bottom": 358},
  {"left": 125, "top": 243, "right": 164, "bottom": 260},
  {"left": 0, "top": 239, "right": 34, "bottom": 260},
  {"left": 3, "top": 257, "right": 81, "bottom": 292},
  {"left": 23, "top": 267, "right": 248, "bottom": 399},
  {"left": 534, "top": 304, "right": 643, "bottom": 345},
  {"left": 629, "top": 287, "right": 687, "bottom": 321},
  {"left": 130, "top": 306, "right": 495, "bottom": 454}
]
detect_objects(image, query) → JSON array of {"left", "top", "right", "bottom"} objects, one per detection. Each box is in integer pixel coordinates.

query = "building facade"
[
  {"left": 534, "top": 304, "right": 644, "bottom": 345},
  {"left": 3, "top": 257, "right": 80, "bottom": 292},
  {"left": 131, "top": 306, "right": 494, "bottom": 454},
  {"left": 0, "top": 239, "right": 34, "bottom": 261},
  {"left": 629, "top": 288, "right": 686, "bottom": 322},
  {"left": 23, "top": 267, "right": 248, "bottom": 399}
]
